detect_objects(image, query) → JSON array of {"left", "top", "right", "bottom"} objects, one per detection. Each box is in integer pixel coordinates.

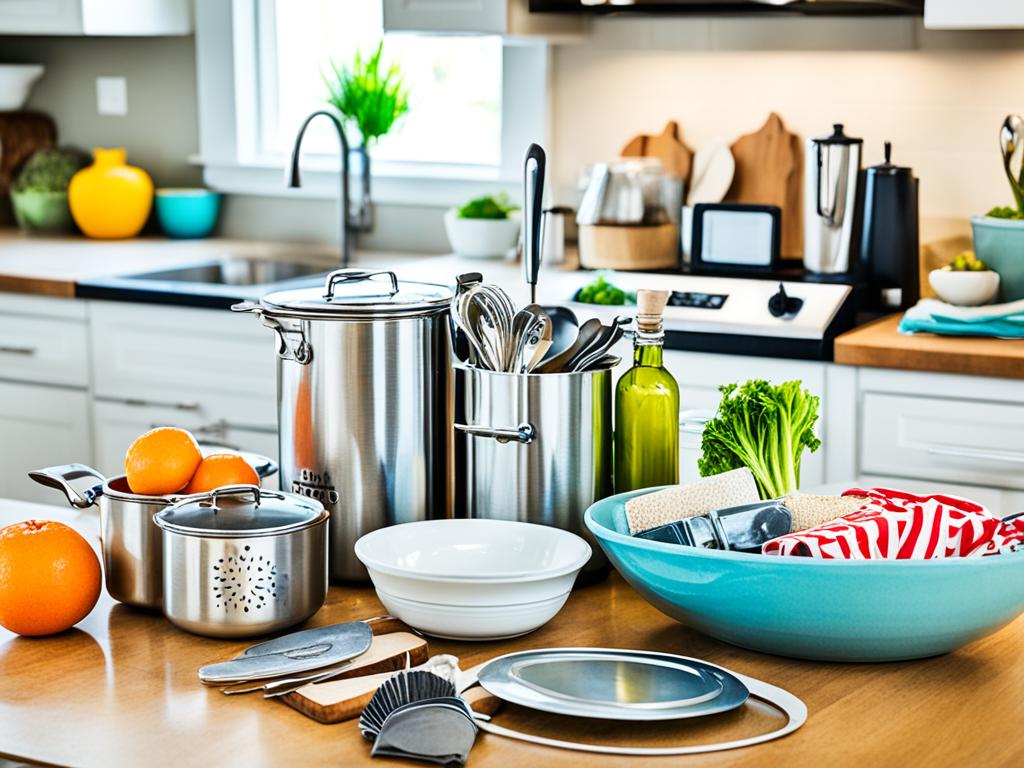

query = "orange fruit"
[
  {"left": 0, "top": 520, "right": 101, "bottom": 636},
  {"left": 124, "top": 427, "right": 202, "bottom": 495},
  {"left": 183, "top": 453, "right": 259, "bottom": 494}
]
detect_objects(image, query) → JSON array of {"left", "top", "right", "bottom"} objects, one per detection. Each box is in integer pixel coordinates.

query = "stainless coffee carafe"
[{"left": 803, "top": 124, "right": 863, "bottom": 274}]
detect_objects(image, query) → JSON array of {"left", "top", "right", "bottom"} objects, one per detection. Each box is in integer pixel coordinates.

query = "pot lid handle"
[{"left": 323, "top": 269, "right": 400, "bottom": 301}]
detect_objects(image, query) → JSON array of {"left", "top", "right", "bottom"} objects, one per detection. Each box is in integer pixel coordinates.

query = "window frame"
[{"left": 194, "top": 0, "right": 549, "bottom": 207}]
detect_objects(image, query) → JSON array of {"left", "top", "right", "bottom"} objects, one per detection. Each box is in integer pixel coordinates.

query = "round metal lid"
[
  {"left": 154, "top": 486, "right": 327, "bottom": 538},
  {"left": 260, "top": 268, "right": 452, "bottom": 319}
]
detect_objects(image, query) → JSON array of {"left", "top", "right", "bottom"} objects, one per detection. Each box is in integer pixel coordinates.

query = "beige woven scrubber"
[
  {"left": 782, "top": 494, "right": 868, "bottom": 532},
  {"left": 624, "top": 468, "right": 760, "bottom": 534}
]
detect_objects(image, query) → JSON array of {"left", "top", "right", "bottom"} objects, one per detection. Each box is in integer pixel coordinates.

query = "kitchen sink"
[{"left": 123, "top": 258, "right": 330, "bottom": 287}]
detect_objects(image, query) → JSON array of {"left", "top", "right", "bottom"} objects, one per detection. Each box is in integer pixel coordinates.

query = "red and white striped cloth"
[{"left": 763, "top": 487, "right": 1024, "bottom": 559}]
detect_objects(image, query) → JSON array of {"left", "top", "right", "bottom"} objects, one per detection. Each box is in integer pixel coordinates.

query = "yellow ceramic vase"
[{"left": 69, "top": 148, "right": 154, "bottom": 239}]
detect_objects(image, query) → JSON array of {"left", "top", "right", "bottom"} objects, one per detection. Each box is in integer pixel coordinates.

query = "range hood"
[{"left": 530, "top": 1, "right": 923, "bottom": 16}]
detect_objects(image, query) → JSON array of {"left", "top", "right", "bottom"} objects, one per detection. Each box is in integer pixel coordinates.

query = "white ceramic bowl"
[
  {"left": 444, "top": 208, "right": 521, "bottom": 259},
  {"left": 355, "top": 519, "right": 591, "bottom": 639},
  {"left": 929, "top": 268, "right": 1000, "bottom": 307},
  {"left": 0, "top": 64, "right": 45, "bottom": 111}
]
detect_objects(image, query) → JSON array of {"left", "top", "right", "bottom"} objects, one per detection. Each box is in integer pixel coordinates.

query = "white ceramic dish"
[
  {"left": 928, "top": 268, "right": 1000, "bottom": 307},
  {"left": 355, "top": 519, "right": 591, "bottom": 638},
  {"left": 444, "top": 209, "right": 521, "bottom": 259},
  {"left": 0, "top": 64, "right": 45, "bottom": 111},
  {"left": 375, "top": 588, "right": 572, "bottom": 640}
]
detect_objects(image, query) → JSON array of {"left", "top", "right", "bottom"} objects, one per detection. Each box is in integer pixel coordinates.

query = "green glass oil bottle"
[{"left": 615, "top": 289, "right": 679, "bottom": 492}]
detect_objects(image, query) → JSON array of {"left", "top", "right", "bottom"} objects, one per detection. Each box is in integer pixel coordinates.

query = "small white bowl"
[
  {"left": 355, "top": 519, "right": 591, "bottom": 639},
  {"left": 0, "top": 64, "right": 45, "bottom": 111},
  {"left": 444, "top": 208, "right": 521, "bottom": 259},
  {"left": 929, "top": 268, "right": 1000, "bottom": 307}
]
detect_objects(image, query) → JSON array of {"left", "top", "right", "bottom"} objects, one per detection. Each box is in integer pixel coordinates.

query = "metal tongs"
[{"left": 636, "top": 500, "right": 792, "bottom": 552}]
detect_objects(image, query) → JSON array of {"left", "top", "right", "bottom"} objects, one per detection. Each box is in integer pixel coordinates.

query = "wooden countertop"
[
  {"left": 835, "top": 314, "right": 1024, "bottom": 379},
  {"left": 0, "top": 502, "right": 1022, "bottom": 767}
]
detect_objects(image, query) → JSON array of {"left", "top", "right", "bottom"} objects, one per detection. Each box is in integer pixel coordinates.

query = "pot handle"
[
  {"left": 28, "top": 463, "right": 106, "bottom": 509},
  {"left": 454, "top": 422, "right": 535, "bottom": 445},
  {"left": 323, "top": 269, "right": 399, "bottom": 301},
  {"left": 232, "top": 302, "right": 313, "bottom": 365}
]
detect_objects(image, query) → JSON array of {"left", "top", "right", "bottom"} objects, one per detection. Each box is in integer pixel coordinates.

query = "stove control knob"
[{"left": 768, "top": 283, "right": 803, "bottom": 318}]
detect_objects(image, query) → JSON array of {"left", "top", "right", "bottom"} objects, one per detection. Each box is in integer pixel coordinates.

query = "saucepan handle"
[
  {"left": 28, "top": 463, "right": 106, "bottom": 509},
  {"left": 454, "top": 422, "right": 536, "bottom": 445}
]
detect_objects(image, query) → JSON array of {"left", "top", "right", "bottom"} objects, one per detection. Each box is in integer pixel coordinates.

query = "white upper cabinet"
[
  {"left": 924, "top": 0, "right": 1024, "bottom": 29},
  {"left": 0, "top": 0, "right": 191, "bottom": 35},
  {"left": 383, "top": 0, "right": 583, "bottom": 37}
]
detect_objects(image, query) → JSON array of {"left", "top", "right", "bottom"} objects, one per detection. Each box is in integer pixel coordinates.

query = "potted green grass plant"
[
  {"left": 10, "top": 148, "right": 88, "bottom": 233},
  {"left": 972, "top": 114, "right": 1024, "bottom": 302}
]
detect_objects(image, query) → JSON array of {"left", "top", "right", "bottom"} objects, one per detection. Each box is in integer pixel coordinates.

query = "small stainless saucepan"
[
  {"left": 153, "top": 485, "right": 329, "bottom": 638},
  {"left": 28, "top": 451, "right": 278, "bottom": 611}
]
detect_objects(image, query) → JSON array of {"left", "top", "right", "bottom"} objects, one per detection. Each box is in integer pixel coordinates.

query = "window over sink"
[{"left": 195, "top": 0, "right": 548, "bottom": 206}]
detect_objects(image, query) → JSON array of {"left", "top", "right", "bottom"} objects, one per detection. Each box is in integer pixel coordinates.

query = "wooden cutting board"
[
  {"left": 621, "top": 120, "right": 694, "bottom": 182},
  {"left": 0, "top": 112, "right": 57, "bottom": 191},
  {"left": 726, "top": 112, "right": 804, "bottom": 260}
]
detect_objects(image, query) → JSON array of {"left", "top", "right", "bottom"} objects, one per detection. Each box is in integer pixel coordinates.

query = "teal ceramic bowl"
[
  {"left": 155, "top": 188, "right": 222, "bottom": 239},
  {"left": 971, "top": 215, "right": 1024, "bottom": 302},
  {"left": 585, "top": 489, "right": 1024, "bottom": 662}
]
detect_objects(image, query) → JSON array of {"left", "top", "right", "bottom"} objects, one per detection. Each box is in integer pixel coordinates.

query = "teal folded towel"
[{"left": 899, "top": 298, "right": 1024, "bottom": 338}]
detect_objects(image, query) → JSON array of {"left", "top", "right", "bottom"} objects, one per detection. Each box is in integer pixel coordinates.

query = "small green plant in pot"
[
  {"left": 445, "top": 193, "right": 522, "bottom": 259},
  {"left": 972, "top": 114, "right": 1024, "bottom": 302},
  {"left": 10, "top": 148, "right": 89, "bottom": 233}
]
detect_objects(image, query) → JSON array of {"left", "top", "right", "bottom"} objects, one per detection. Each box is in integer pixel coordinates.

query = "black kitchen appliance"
[
  {"left": 530, "top": 1, "right": 923, "bottom": 16},
  {"left": 859, "top": 142, "right": 919, "bottom": 311}
]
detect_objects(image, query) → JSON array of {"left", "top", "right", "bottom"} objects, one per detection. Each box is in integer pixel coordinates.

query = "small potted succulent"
[
  {"left": 972, "top": 114, "right": 1024, "bottom": 302},
  {"left": 324, "top": 41, "right": 409, "bottom": 229},
  {"left": 10, "top": 147, "right": 88, "bottom": 233},
  {"left": 444, "top": 193, "right": 521, "bottom": 259}
]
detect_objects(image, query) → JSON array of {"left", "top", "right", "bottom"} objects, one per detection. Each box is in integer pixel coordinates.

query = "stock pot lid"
[
  {"left": 260, "top": 268, "right": 452, "bottom": 319},
  {"left": 154, "top": 486, "right": 327, "bottom": 538}
]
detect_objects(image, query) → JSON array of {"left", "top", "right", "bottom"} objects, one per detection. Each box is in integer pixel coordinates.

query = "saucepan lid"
[
  {"left": 154, "top": 486, "right": 328, "bottom": 538},
  {"left": 256, "top": 268, "right": 452, "bottom": 320}
]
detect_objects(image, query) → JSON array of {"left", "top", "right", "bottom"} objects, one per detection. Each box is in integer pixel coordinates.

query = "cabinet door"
[
  {"left": 924, "top": 0, "right": 1024, "bottom": 29},
  {"left": 0, "top": 0, "right": 82, "bottom": 34},
  {"left": 92, "top": 399, "right": 278, "bottom": 482},
  {"left": 0, "top": 381, "right": 91, "bottom": 504},
  {"left": 383, "top": 0, "right": 508, "bottom": 33}
]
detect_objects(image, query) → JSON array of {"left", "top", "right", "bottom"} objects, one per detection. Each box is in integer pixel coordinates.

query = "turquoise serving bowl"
[
  {"left": 585, "top": 489, "right": 1024, "bottom": 662},
  {"left": 155, "top": 188, "right": 222, "bottom": 239}
]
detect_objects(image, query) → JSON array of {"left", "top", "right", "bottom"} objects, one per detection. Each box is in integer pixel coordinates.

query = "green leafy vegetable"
[
  {"left": 325, "top": 41, "right": 409, "bottom": 145},
  {"left": 12, "top": 148, "right": 88, "bottom": 194},
  {"left": 456, "top": 193, "right": 518, "bottom": 220},
  {"left": 575, "top": 275, "right": 635, "bottom": 306},
  {"left": 986, "top": 205, "right": 1024, "bottom": 220},
  {"left": 698, "top": 380, "right": 821, "bottom": 499}
]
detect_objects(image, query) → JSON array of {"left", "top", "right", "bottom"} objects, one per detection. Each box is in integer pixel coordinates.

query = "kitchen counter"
[
  {"left": 1, "top": 501, "right": 1022, "bottom": 767},
  {"left": 834, "top": 314, "right": 1024, "bottom": 379}
]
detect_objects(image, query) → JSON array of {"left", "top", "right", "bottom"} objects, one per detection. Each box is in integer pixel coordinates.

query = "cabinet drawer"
[
  {"left": 861, "top": 393, "right": 1024, "bottom": 491},
  {"left": 0, "top": 314, "right": 89, "bottom": 387}
]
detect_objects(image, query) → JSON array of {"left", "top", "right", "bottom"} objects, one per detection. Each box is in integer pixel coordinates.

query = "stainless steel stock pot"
[{"left": 233, "top": 269, "right": 454, "bottom": 581}]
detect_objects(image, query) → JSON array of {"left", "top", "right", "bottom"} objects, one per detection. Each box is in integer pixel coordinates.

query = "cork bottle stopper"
[{"left": 636, "top": 289, "right": 670, "bottom": 331}]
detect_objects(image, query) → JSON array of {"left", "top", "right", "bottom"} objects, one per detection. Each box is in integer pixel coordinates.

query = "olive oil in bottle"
[{"left": 614, "top": 289, "right": 680, "bottom": 492}]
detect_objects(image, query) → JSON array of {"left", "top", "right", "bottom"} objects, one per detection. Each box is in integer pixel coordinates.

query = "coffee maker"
[{"left": 859, "top": 142, "right": 920, "bottom": 311}]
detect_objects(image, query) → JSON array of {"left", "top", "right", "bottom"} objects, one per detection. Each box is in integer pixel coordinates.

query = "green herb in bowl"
[
  {"left": 574, "top": 275, "right": 635, "bottom": 306},
  {"left": 457, "top": 193, "right": 518, "bottom": 220}
]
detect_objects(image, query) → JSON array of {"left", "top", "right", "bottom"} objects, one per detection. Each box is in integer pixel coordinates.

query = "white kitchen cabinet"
[
  {"left": 91, "top": 399, "right": 277, "bottom": 481},
  {"left": 0, "top": 0, "right": 190, "bottom": 35},
  {"left": 0, "top": 380, "right": 91, "bottom": 505},
  {"left": 924, "top": 0, "right": 1024, "bottom": 29},
  {"left": 383, "top": 0, "right": 583, "bottom": 37}
]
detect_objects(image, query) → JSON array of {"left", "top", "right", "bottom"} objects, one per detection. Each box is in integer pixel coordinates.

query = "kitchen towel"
[
  {"left": 763, "top": 487, "right": 1024, "bottom": 559},
  {"left": 899, "top": 298, "right": 1024, "bottom": 338}
]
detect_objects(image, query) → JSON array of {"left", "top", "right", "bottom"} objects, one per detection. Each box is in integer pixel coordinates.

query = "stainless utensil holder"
[{"left": 454, "top": 364, "right": 612, "bottom": 582}]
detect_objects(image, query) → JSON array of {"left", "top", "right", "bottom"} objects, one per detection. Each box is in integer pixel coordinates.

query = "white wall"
[{"left": 551, "top": 17, "right": 1024, "bottom": 242}]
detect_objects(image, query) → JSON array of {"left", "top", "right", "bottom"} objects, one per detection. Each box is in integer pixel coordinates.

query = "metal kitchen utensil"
[
  {"left": 29, "top": 454, "right": 278, "bottom": 610},
  {"left": 232, "top": 269, "right": 453, "bottom": 582},
  {"left": 523, "top": 143, "right": 546, "bottom": 305},
  {"left": 454, "top": 361, "right": 613, "bottom": 580},
  {"left": 1000, "top": 114, "right": 1024, "bottom": 211},
  {"left": 534, "top": 317, "right": 604, "bottom": 374},
  {"left": 199, "top": 621, "right": 373, "bottom": 684},
  {"left": 568, "top": 316, "right": 628, "bottom": 373},
  {"left": 540, "top": 304, "right": 579, "bottom": 362},
  {"left": 475, "top": 648, "right": 748, "bottom": 721},
  {"left": 154, "top": 485, "right": 329, "bottom": 638},
  {"left": 635, "top": 499, "right": 793, "bottom": 553}
]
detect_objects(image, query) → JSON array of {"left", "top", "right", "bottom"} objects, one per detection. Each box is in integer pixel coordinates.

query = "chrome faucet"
[{"left": 288, "top": 110, "right": 371, "bottom": 268}]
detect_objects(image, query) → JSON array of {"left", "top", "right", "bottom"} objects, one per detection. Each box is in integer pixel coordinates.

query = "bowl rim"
[
  {"left": 354, "top": 518, "right": 592, "bottom": 582},
  {"left": 375, "top": 585, "right": 571, "bottom": 610},
  {"left": 585, "top": 489, "right": 1024, "bottom": 569}
]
